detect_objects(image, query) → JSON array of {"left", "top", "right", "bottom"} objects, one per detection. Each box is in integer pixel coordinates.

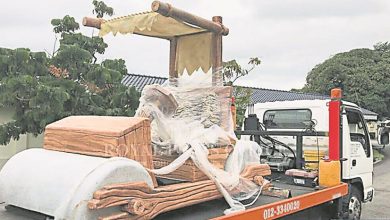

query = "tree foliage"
[
  {"left": 222, "top": 58, "right": 261, "bottom": 128},
  {"left": 59, "top": 33, "right": 108, "bottom": 63},
  {"left": 223, "top": 57, "right": 261, "bottom": 84},
  {"left": 0, "top": 1, "right": 139, "bottom": 145},
  {"left": 301, "top": 42, "right": 390, "bottom": 117},
  {"left": 232, "top": 86, "right": 253, "bottom": 129},
  {"left": 51, "top": 15, "right": 80, "bottom": 34},
  {"left": 92, "top": 0, "right": 114, "bottom": 18}
]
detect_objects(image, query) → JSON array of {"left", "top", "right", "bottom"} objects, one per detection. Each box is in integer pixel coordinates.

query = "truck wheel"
[{"left": 343, "top": 185, "right": 362, "bottom": 220}]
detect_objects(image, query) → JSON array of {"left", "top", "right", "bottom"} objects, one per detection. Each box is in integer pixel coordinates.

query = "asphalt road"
[{"left": 362, "top": 146, "right": 390, "bottom": 219}]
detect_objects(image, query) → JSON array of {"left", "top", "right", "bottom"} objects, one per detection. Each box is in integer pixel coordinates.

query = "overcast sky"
[{"left": 1, "top": 0, "right": 390, "bottom": 90}]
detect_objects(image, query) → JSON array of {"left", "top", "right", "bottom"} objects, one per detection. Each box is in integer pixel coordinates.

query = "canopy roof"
[
  {"left": 99, "top": 11, "right": 208, "bottom": 39},
  {"left": 83, "top": 1, "right": 228, "bottom": 77},
  {"left": 98, "top": 11, "right": 212, "bottom": 75}
]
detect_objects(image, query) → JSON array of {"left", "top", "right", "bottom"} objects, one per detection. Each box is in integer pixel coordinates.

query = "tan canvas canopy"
[
  {"left": 98, "top": 12, "right": 212, "bottom": 75},
  {"left": 83, "top": 1, "right": 229, "bottom": 81},
  {"left": 98, "top": 12, "right": 206, "bottom": 38}
]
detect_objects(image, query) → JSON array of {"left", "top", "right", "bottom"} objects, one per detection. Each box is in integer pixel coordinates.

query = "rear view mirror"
[{"left": 378, "top": 127, "right": 390, "bottom": 146}]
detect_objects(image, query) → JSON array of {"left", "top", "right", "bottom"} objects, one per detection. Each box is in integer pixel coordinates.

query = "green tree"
[
  {"left": 51, "top": 15, "right": 80, "bottom": 34},
  {"left": 301, "top": 42, "right": 390, "bottom": 117},
  {"left": 0, "top": 1, "right": 139, "bottom": 145},
  {"left": 92, "top": 0, "right": 114, "bottom": 18},
  {"left": 59, "top": 33, "right": 107, "bottom": 63},
  {"left": 222, "top": 58, "right": 261, "bottom": 128},
  {"left": 232, "top": 86, "right": 253, "bottom": 129},
  {"left": 223, "top": 57, "right": 261, "bottom": 85}
]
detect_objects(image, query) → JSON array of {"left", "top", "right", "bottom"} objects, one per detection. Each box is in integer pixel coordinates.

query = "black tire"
[{"left": 342, "top": 185, "right": 363, "bottom": 220}]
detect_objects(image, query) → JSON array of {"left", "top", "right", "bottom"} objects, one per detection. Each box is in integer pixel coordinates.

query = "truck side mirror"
[{"left": 378, "top": 127, "right": 390, "bottom": 145}]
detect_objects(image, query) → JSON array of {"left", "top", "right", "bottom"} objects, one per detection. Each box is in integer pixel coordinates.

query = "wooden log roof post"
[
  {"left": 151, "top": 1, "right": 229, "bottom": 35},
  {"left": 82, "top": 17, "right": 103, "bottom": 29},
  {"left": 211, "top": 16, "right": 223, "bottom": 86},
  {"left": 169, "top": 37, "right": 178, "bottom": 85},
  {"left": 151, "top": 1, "right": 229, "bottom": 85}
]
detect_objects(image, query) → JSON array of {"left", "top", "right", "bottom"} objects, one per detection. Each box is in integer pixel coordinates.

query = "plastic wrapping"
[
  {"left": 136, "top": 72, "right": 235, "bottom": 155},
  {"left": 225, "top": 140, "right": 263, "bottom": 175},
  {"left": 135, "top": 71, "right": 264, "bottom": 214}
]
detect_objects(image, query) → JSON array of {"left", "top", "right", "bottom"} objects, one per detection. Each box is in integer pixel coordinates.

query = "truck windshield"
[{"left": 263, "top": 109, "right": 312, "bottom": 129}]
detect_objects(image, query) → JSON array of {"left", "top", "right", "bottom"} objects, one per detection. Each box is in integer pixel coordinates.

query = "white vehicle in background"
[
  {"left": 365, "top": 117, "right": 378, "bottom": 142},
  {"left": 377, "top": 119, "right": 390, "bottom": 148}
]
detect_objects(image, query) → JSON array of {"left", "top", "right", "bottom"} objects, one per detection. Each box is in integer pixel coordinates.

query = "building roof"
[
  {"left": 121, "top": 73, "right": 167, "bottom": 92},
  {"left": 247, "top": 86, "right": 328, "bottom": 104},
  {"left": 122, "top": 73, "right": 329, "bottom": 103},
  {"left": 122, "top": 73, "right": 378, "bottom": 116}
]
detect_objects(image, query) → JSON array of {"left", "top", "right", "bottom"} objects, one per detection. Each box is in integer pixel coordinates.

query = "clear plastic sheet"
[{"left": 135, "top": 71, "right": 264, "bottom": 214}]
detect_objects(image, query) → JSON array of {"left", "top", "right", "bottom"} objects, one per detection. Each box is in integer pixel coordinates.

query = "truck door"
[{"left": 343, "top": 108, "right": 373, "bottom": 199}]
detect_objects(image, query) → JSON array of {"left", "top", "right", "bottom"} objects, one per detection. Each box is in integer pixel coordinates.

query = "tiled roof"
[
  {"left": 122, "top": 74, "right": 327, "bottom": 102},
  {"left": 121, "top": 73, "right": 167, "bottom": 92},
  {"left": 121, "top": 73, "right": 377, "bottom": 115},
  {"left": 246, "top": 86, "right": 328, "bottom": 104}
]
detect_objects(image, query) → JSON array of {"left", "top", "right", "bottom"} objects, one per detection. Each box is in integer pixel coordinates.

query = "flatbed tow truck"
[
  {"left": 0, "top": 2, "right": 373, "bottom": 220},
  {"left": 0, "top": 93, "right": 370, "bottom": 220}
]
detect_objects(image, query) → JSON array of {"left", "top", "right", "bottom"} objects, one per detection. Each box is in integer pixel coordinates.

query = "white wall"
[{"left": 0, "top": 107, "right": 43, "bottom": 170}]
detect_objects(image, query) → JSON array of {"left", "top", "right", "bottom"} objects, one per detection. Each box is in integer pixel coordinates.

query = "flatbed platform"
[
  {"left": 156, "top": 181, "right": 314, "bottom": 220},
  {"left": 156, "top": 181, "right": 347, "bottom": 220},
  {"left": 0, "top": 179, "right": 348, "bottom": 220}
]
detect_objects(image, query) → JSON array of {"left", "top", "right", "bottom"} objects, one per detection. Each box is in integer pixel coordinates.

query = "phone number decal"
[{"left": 263, "top": 201, "right": 300, "bottom": 219}]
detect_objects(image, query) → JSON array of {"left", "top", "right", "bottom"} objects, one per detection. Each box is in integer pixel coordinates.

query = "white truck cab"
[
  {"left": 341, "top": 103, "right": 374, "bottom": 203},
  {"left": 247, "top": 99, "right": 374, "bottom": 207}
]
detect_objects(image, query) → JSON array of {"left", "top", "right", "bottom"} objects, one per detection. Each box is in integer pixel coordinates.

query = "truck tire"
[{"left": 342, "top": 185, "right": 362, "bottom": 220}]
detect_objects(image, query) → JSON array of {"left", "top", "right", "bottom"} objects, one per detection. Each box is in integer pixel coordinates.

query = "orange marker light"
[{"left": 331, "top": 88, "right": 342, "bottom": 100}]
